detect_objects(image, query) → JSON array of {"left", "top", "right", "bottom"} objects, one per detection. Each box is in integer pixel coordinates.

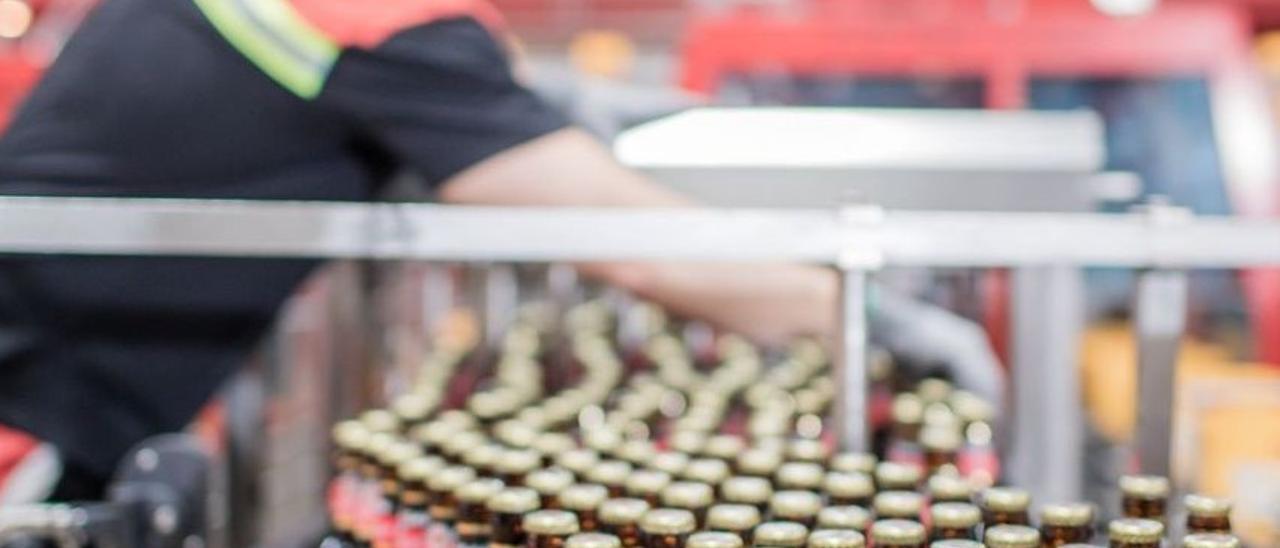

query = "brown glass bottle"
[
  {"left": 497, "top": 449, "right": 543, "bottom": 488},
  {"left": 1117, "top": 476, "right": 1169, "bottom": 523},
  {"left": 752, "top": 521, "right": 808, "bottom": 548},
  {"left": 1184, "top": 495, "right": 1232, "bottom": 534},
  {"left": 640, "top": 508, "right": 697, "bottom": 548},
  {"left": 567, "top": 533, "right": 623, "bottom": 548},
  {"left": 775, "top": 463, "right": 825, "bottom": 493},
  {"left": 979, "top": 488, "right": 1031, "bottom": 527},
  {"left": 684, "top": 459, "right": 732, "bottom": 488},
  {"left": 721, "top": 477, "right": 772, "bottom": 514},
  {"left": 873, "top": 463, "right": 921, "bottom": 492},
  {"left": 588, "top": 460, "right": 634, "bottom": 499},
  {"left": 488, "top": 487, "right": 541, "bottom": 548},
  {"left": 829, "top": 453, "right": 877, "bottom": 476},
  {"left": 707, "top": 504, "right": 761, "bottom": 545},
  {"left": 625, "top": 469, "right": 673, "bottom": 507},
  {"left": 890, "top": 395, "right": 925, "bottom": 446},
  {"left": 982, "top": 525, "right": 1039, "bottom": 548},
  {"left": 919, "top": 428, "right": 960, "bottom": 477},
  {"left": 456, "top": 479, "right": 506, "bottom": 548},
  {"left": 662, "top": 482, "right": 715, "bottom": 528},
  {"left": 394, "top": 457, "right": 444, "bottom": 548},
  {"left": 688, "top": 531, "right": 745, "bottom": 548},
  {"left": 560, "top": 484, "right": 609, "bottom": 533},
  {"left": 330, "top": 421, "right": 370, "bottom": 542},
  {"left": 524, "top": 510, "right": 580, "bottom": 548},
  {"left": 527, "top": 468, "right": 575, "bottom": 510},
  {"left": 872, "top": 491, "right": 924, "bottom": 523},
  {"left": 869, "top": 519, "right": 927, "bottom": 548},
  {"left": 599, "top": 498, "right": 650, "bottom": 548},
  {"left": 805, "top": 529, "right": 864, "bottom": 548},
  {"left": 823, "top": 472, "right": 873, "bottom": 507},
  {"left": 928, "top": 503, "right": 979, "bottom": 541},
  {"left": 1182, "top": 533, "right": 1241, "bottom": 548},
  {"left": 926, "top": 474, "right": 972, "bottom": 505},
  {"left": 1106, "top": 518, "right": 1162, "bottom": 548},
  {"left": 768, "top": 491, "right": 822, "bottom": 529},
  {"left": 816, "top": 506, "right": 869, "bottom": 533},
  {"left": 427, "top": 466, "right": 478, "bottom": 538},
  {"left": 1039, "top": 503, "right": 1094, "bottom": 547}
]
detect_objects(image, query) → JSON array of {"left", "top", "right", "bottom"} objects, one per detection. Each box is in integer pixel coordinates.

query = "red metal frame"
[{"left": 679, "top": 0, "right": 1280, "bottom": 365}]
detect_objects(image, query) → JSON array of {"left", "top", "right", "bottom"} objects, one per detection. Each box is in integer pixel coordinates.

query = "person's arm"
[{"left": 439, "top": 128, "right": 838, "bottom": 346}]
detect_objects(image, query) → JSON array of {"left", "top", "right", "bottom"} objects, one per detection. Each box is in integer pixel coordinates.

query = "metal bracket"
[{"left": 834, "top": 204, "right": 885, "bottom": 452}]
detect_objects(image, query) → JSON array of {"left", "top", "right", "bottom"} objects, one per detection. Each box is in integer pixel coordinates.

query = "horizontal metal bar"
[{"left": 0, "top": 196, "right": 1279, "bottom": 267}]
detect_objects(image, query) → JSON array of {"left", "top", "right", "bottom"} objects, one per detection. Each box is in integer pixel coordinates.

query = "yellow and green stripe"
[{"left": 193, "top": 0, "right": 339, "bottom": 99}]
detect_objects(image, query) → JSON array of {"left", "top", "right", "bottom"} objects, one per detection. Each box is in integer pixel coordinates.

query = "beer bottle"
[
  {"left": 567, "top": 533, "right": 622, "bottom": 548},
  {"left": 1182, "top": 533, "right": 1241, "bottom": 548},
  {"left": 768, "top": 491, "right": 822, "bottom": 529},
  {"left": 588, "top": 461, "right": 634, "bottom": 499},
  {"left": 599, "top": 498, "right": 650, "bottom": 548},
  {"left": 457, "top": 478, "right": 506, "bottom": 548},
  {"left": 830, "top": 453, "right": 877, "bottom": 476},
  {"left": 805, "top": 529, "right": 864, "bottom": 548},
  {"left": 652, "top": 453, "right": 693, "bottom": 477},
  {"left": 874, "top": 463, "right": 921, "bottom": 492},
  {"left": 534, "top": 433, "right": 578, "bottom": 468},
  {"left": 688, "top": 531, "right": 745, "bottom": 548},
  {"left": 353, "top": 432, "right": 396, "bottom": 547},
  {"left": 427, "top": 466, "right": 479, "bottom": 548},
  {"left": 372, "top": 442, "right": 423, "bottom": 548},
  {"left": 823, "top": 472, "right": 874, "bottom": 507},
  {"left": 497, "top": 450, "right": 543, "bottom": 488},
  {"left": 918, "top": 428, "right": 960, "bottom": 477},
  {"left": 979, "top": 488, "right": 1030, "bottom": 527},
  {"left": 394, "top": 456, "right": 444, "bottom": 548},
  {"left": 444, "top": 431, "right": 489, "bottom": 465},
  {"left": 1105, "top": 519, "right": 1162, "bottom": 548},
  {"left": 752, "top": 522, "right": 808, "bottom": 548},
  {"left": 776, "top": 463, "right": 825, "bottom": 493},
  {"left": 981, "top": 525, "right": 1038, "bottom": 548},
  {"left": 527, "top": 468, "right": 575, "bottom": 510},
  {"left": 466, "top": 444, "right": 505, "bottom": 479},
  {"left": 869, "top": 519, "right": 927, "bottom": 548},
  {"left": 926, "top": 474, "right": 972, "bottom": 505},
  {"left": 684, "top": 459, "right": 732, "bottom": 488},
  {"left": 1117, "top": 476, "right": 1168, "bottom": 523},
  {"left": 927, "top": 503, "right": 979, "bottom": 541},
  {"left": 736, "top": 449, "right": 782, "bottom": 480},
  {"left": 560, "top": 484, "right": 610, "bottom": 532},
  {"left": 872, "top": 492, "right": 924, "bottom": 523},
  {"left": 488, "top": 487, "right": 541, "bottom": 548},
  {"left": 1038, "top": 503, "right": 1093, "bottom": 546},
  {"left": 721, "top": 476, "right": 773, "bottom": 514},
  {"left": 703, "top": 436, "right": 747, "bottom": 463},
  {"left": 625, "top": 469, "right": 673, "bottom": 507},
  {"left": 558, "top": 449, "right": 603, "bottom": 481},
  {"left": 661, "top": 482, "right": 716, "bottom": 528},
  {"left": 888, "top": 395, "right": 925, "bottom": 461},
  {"left": 524, "top": 510, "right": 581, "bottom": 548},
  {"left": 706, "top": 504, "right": 761, "bottom": 545},
  {"left": 816, "top": 506, "right": 870, "bottom": 533},
  {"left": 1184, "top": 495, "right": 1232, "bottom": 534},
  {"left": 329, "top": 421, "right": 370, "bottom": 543},
  {"left": 640, "top": 508, "right": 697, "bottom": 548}
]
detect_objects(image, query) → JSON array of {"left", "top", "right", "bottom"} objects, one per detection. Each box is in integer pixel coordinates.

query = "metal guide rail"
[{"left": 0, "top": 195, "right": 1276, "bottom": 505}]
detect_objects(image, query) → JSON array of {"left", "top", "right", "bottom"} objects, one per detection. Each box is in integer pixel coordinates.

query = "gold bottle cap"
[
  {"left": 332, "top": 420, "right": 369, "bottom": 451},
  {"left": 869, "top": 519, "right": 926, "bottom": 545},
  {"left": 929, "top": 503, "right": 980, "bottom": 528},
  {"left": 891, "top": 395, "right": 924, "bottom": 425},
  {"left": 457, "top": 478, "right": 505, "bottom": 504},
  {"left": 806, "top": 529, "right": 865, "bottom": 548},
  {"left": 874, "top": 463, "right": 921, "bottom": 491},
  {"left": 671, "top": 431, "right": 708, "bottom": 455},
  {"left": 1107, "top": 518, "right": 1164, "bottom": 543},
  {"left": 769, "top": 490, "right": 822, "bottom": 520},
  {"left": 721, "top": 476, "right": 772, "bottom": 505},
  {"left": 919, "top": 427, "right": 961, "bottom": 453},
  {"left": 817, "top": 506, "right": 870, "bottom": 531},
  {"left": 980, "top": 487, "right": 1031, "bottom": 512},
  {"left": 360, "top": 409, "right": 401, "bottom": 433},
  {"left": 496, "top": 448, "right": 542, "bottom": 476},
  {"left": 533, "top": 432, "right": 577, "bottom": 458},
  {"left": 428, "top": 465, "right": 477, "bottom": 492},
  {"left": 398, "top": 456, "right": 446, "bottom": 483},
  {"left": 566, "top": 533, "right": 622, "bottom": 548},
  {"left": 650, "top": 452, "right": 691, "bottom": 476},
  {"left": 443, "top": 431, "right": 487, "bottom": 458},
  {"left": 824, "top": 472, "right": 874, "bottom": 499},
  {"left": 363, "top": 432, "right": 397, "bottom": 460},
  {"left": 1039, "top": 503, "right": 1093, "bottom": 527},
  {"left": 929, "top": 541, "right": 984, "bottom": 548},
  {"left": 625, "top": 469, "right": 673, "bottom": 496},
  {"left": 922, "top": 403, "right": 960, "bottom": 431},
  {"left": 617, "top": 440, "right": 658, "bottom": 465},
  {"left": 380, "top": 440, "right": 424, "bottom": 467},
  {"left": 524, "top": 510, "right": 581, "bottom": 536},
  {"left": 1183, "top": 533, "right": 1241, "bottom": 548},
  {"left": 1184, "top": 495, "right": 1232, "bottom": 517},
  {"left": 640, "top": 508, "right": 697, "bottom": 535},
  {"left": 982, "top": 525, "right": 1039, "bottom": 548},
  {"left": 704, "top": 435, "right": 747, "bottom": 461},
  {"left": 737, "top": 449, "right": 783, "bottom": 476},
  {"left": 518, "top": 406, "right": 550, "bottom": 430},
  {"left": 527, "top": 467, "right": 575, "bottom": 496},
  {"left": 559, "top": 483, "right": 609, "bottom": 511},
  {"left": 753, "top": 521, "right": 808, "bottom": 547},
  {"left": 684, "top": 458, "right": 731, "bottom": 485},
  {"left": 927, "top": 474, "right": 973, "bottom": 501},
  {"left": 786, "top": 439, "right": 829, "bottom": 464},
  {"left": 585, "top": 429, "right": 624, "bottom": 454},
  {"left": 688, "top": 531, "right": 744, "bottom": 548},
  {"left": 948, "top": 391, "right": 995, "bottom": 424},
  {"left": 707, "top": 504, "right": 761, "bottom": 530},
  {"left": 872, "top": 491, "right": 923, "bottom": 519},
  {"left": 494, "top": 420, "right": 538, "bottom": 449},
  {"left": 462, "top": 443, "right": 502, "bottom": 470},
  {"left": 662, "top": 481, "right": 715, "bottom": 509},
  {"left": 438, "top": 409, "right": 480, "bottom": 430},
  {"left": 830, "top": 452, "right": 877, "bottom": 475},
  {"left": 392, "top": 393, "right": 436, "bottom": 423},
  {"left": 414, "top": 420, "right": 459, "bottom": 449},
  {"left": 488, "top": 487, "right": 541, "bottom": 514},
  {"left": 776, "top": 462, "right": 825, "bottom": 490},
  {"left": 600, "top": 498, "right": 650, "bottom": 525},
  {"left": 916, "top": 378, "right": 953, "bottom": 403},
  {"left": 587, "top": 460, "right": 634, "bottom": 485},
  {"left": 557, "top": 448, "right": 602, "bottom": 476},
  {"left": 1118, "top": 475, "right": 1171, "bottom": 500}
]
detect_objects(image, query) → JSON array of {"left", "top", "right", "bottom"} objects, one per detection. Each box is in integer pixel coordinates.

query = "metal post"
[
  {"left": 1134, "top": 268, "right": 1187, "bottom": 477},
  {"left": 835, "top": 269, "right": 871, "bottom": 451},
  {"left": 480, "top": 264, "right": 520, "bottom": 353}
]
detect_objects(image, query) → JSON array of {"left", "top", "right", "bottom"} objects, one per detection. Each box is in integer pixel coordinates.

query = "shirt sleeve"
[{"left": 317, "top": 17, "right": 569, "bottom": 186}]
